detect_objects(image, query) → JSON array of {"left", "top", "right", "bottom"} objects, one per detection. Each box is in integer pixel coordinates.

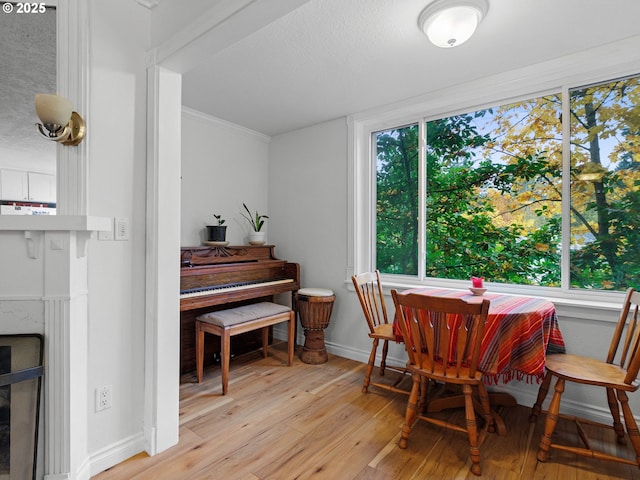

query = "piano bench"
[{"left": 195, "top": 302, "right": 295, "bottom": 394}]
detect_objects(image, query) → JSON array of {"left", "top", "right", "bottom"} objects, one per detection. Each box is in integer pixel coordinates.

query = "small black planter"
[{"left": 206, "top": 225, "right": 227, "bottom": 242}]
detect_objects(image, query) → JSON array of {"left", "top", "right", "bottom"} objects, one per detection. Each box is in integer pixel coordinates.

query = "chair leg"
[
  {"left": 606, "top": 387, "right": 626, "bottom": 445},
  {"left": 617, "top": 390, "right": 640, "bottom": 467},
  {"left": 418, "top": 376, "right": 428, "bottom": 412},
  {"left": 261, "top": 326, "right": 269, "bottom": 358},
  {"left": 221, "top": 329, "right": 231, "bottom": 395},
  {"left": 463, "top": 384, "right": 482, "bottom": 476},
  {"left": 530, "top": 371, "right": 552, "bottom": 422},
  {"left": 362, "top": 338, "right": 379, "bottom": 393},
  {"left": 195, "top": 321, "right": 205, "bottom": 383},
  {"left": 287, "top": 311, "right": 295, "bottom": 366},
  {"left": 380, "top": 339, "right": 389, "bottom": 376},
  {"left": 537, "top": 377, "right": 564, "bottom": 462},
  {"left": 476, "top": 382, "right": 494, "bottom": 432},
  {"left": 399, "top": 374, "right": 421, "bottom": 449}
]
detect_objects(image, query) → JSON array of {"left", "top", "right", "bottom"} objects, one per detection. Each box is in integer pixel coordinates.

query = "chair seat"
[
  {"left": 545, "top": 353, "right": 639, "bottom": 391},
  {"left": 197, "top": 302, "right": 291, "bottom": 328},
  {"left": 370, "top": 322, "right": 395, "bottom": 340}
]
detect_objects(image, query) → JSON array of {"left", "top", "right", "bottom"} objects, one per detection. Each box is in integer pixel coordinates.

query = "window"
[
  {"left": 375, "top": 124, "right": 419, "bottom": 275},
  {"left": 569, "top": 77, "right": 640, "bottom": 290},
  {"left": 373, "top": 74, "right": 640, "bottom": 292}
]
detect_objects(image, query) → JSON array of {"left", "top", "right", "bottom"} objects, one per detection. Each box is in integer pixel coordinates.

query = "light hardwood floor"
[{"left": 93, "top": 343, "right": 640, "bottom": 479}]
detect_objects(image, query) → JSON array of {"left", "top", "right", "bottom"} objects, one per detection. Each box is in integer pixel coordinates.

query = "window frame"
[{"left": 347, "top": 47, "right": 640, "bottom": 307}]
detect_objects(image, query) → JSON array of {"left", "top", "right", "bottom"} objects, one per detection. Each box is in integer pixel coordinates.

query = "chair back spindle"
[
  {"left": 352, "top": 270, "right": 408, "bottom": 394},
  {"left": 608, "top": 288, "right": 640, "bottom": 385},
  {"left": 392, "top": 291, "right": 489, "bottom": 380},
  {"left": 352, "top": 270, "right": 389, "bottom": 333}
]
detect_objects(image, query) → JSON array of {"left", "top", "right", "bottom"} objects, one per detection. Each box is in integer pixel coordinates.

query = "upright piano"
[{"left": 179, "top": 245, "right": 300, "bottom": 374}]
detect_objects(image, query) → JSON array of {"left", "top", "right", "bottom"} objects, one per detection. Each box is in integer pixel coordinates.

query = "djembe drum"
[{"left": 296, "top": 288, "right": 335, "bottom": 364}]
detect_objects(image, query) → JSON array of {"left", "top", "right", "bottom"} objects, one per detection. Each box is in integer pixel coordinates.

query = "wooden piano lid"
[{"left": 181, "top": 244, "right": 279, "bottom": 267}]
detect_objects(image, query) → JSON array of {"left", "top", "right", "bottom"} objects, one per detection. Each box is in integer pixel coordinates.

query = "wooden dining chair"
[
  {"left": 351, "top": 270, "right": 407, "bottom": 394},
  {"left": 391, "top": 289, "right": 494, "bottom": 476},
  {"left": 530, "top": 287, "right": 640, "bottom": 469}
]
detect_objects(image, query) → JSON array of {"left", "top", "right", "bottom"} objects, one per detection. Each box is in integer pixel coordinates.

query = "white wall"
[
  {"left": 181, "top": 109, "right": 271, "bottom": 246},
  {"left": 0, "top": 147, "right": 56, "bottom": 176},
  {"left": 268, "top": 118, "right": 404, "bottom": 360},
  {"left": 85, "top": 0, "right": 150, "bottom": 468}
]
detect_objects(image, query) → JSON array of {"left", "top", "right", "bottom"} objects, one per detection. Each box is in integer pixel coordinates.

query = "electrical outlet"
[{"left": 95, "top": 385, "right": 112, "bottom": 412}]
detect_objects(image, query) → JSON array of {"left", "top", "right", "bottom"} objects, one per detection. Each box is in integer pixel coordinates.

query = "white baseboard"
[
  {"left": 325, "top": 340, "right": 405, "bottom": 369},
  {"left": 89, "top": 432, "right": 146, "bottom": 477},
  {"left": 505, "top": 381, "right": 640, "bottom": 425}
]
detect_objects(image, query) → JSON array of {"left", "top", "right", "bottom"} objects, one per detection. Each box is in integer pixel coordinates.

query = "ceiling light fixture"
[
  {"left": 35, "top": 93, "right": 86, "bottom": 146},
  {"left": 418, "top": 0, "right": 489, "bottom": 48}
]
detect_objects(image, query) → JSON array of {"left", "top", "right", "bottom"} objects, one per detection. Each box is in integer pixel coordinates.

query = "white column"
[
  {"left": 143, "top": 66, "right": 181, "bottom": 455},
  {"left": 43, "top": 230, "right": 90, "bottom": 480},
  {"left": 56, "top": 0, "right": 90, "bottom": 216}
]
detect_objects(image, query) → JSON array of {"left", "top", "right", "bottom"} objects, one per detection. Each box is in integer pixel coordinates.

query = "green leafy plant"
[
  {"left": 241, "top": 203, "right": 268, "bottom": 232},
  {"left": 213, "top": 214, "right": 225, "bottom": 226}
]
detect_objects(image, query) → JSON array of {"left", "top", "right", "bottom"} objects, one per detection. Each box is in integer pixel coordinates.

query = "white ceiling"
[
  {"left": 181, "top": 0, "right": 640, "bottom": 137},
  {"left": 0, "top": 5, "right": 56, "bottom": 172}
]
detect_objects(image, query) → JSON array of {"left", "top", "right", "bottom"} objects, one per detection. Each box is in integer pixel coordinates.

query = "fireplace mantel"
[
  {"left": 0, "top": 215, "right": 111, "bottom": 259},
  {"left": 0, "top": 215, "right": 109, "bottom": 231}
]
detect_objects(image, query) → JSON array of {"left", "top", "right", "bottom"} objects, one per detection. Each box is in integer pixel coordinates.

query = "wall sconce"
[
  {"left": 418, "top": 0, "right": 489, "bottom": 48},
  {"left": 35, "top": 93, "right": 86, "bottom": 146}
]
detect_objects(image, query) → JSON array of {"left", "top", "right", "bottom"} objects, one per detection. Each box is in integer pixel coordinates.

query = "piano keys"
[
  {"left": 180, "top": 278, "right": 295, "bottom": 300},
  {"left": 179, "top": 245, "right": 300, "bottom": 374}
]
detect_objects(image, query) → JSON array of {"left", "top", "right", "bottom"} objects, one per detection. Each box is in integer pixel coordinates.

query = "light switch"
[{"left": 115, "top": 217, "right": 129, "bottom": 241}]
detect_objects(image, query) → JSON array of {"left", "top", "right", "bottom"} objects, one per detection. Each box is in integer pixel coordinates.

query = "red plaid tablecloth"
[{"left": 394, "top": 288, "right": 566, "bottom": 385}]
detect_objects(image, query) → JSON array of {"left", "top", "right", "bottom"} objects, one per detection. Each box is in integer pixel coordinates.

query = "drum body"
[{"left": 296, "top": 288, "right": 335, "bottom": 364}]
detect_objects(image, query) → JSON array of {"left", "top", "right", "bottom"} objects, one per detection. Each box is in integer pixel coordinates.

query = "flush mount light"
[
  {"left": 418, "top": 0, "right": 489, "bottom": 48},
  {"left": 35, "top": 93, "right": 86, "bottom": 146}
]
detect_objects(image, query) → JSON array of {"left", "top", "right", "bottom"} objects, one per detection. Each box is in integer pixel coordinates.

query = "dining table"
[{"left": 393, "top": 287, "right": 566, "bottom": 432}]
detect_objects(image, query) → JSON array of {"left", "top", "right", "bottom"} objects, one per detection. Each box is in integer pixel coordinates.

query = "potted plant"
[
  {"left": 206, "top": 213, "right": 227, "bottom": 243},
  {"left": 241, "top": 203, "right": 268, "bottom": 245}
]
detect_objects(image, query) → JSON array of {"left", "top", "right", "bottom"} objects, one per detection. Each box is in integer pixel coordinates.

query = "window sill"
[{"left": 345, "top": 275, "right": 624, "bottom": 319}]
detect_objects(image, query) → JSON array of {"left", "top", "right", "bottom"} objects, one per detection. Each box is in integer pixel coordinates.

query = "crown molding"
[
  {"left": 182, "top": 107, "right": 271, "bottom": 143},
  {"left": 136, "top": 0, "right": 161, "bottom": 9}
]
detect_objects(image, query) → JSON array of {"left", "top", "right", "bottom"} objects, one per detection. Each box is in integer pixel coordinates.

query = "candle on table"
[{"left": 471, "top": 277, "right": 484, "bottom": 288}]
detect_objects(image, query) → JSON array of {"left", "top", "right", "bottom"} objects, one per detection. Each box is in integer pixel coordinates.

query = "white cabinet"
[
  {"left": 28, "top": 172, "right": 56, "bottom": 203},
  {"left": 0, "top": 169, "right": 28, "bottom": 201},
  {"left": 0, "top": 169, "right": 56, "bottom": 203}
]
